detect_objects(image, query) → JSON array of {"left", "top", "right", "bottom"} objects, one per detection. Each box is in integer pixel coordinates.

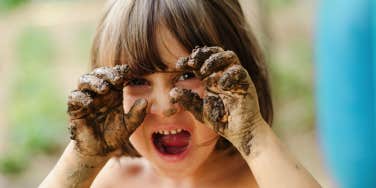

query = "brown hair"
[{"left": 91, "top": 0, "right": 273, "bottom": 152}]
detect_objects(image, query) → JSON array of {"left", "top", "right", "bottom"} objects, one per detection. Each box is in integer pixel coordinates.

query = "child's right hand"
[{"left": 67, "top": 65, "right": 147, "bottom": 158}]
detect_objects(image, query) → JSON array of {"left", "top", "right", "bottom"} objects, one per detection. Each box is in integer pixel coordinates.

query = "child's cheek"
[
  {"left": 123, "top": 87, "right": 150, "bottom": 112},
  {"left": 176, "top": 79, "right": 205, "bottom": 97},
  {"left": 193, "top": 81, "right": 205, "bottom": 98},
  {"left": 123, "top": 95, "right": 137, "bottom": 113}
]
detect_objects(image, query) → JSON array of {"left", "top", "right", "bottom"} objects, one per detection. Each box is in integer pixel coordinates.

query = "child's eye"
[
  {"left": 178, "top": 72, "right": 196, "bottom": 81},
  {"left": 126, "top": 78, "right": 149, "bottom": 87}
]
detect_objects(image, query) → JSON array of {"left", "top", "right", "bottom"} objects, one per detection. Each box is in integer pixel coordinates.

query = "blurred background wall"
[{"left": 0, "top": 0, "right": 335, "bottom": 187}]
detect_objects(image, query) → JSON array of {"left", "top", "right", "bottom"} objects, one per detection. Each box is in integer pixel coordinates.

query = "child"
[{"left": 40, "top": 0, "right": 321, "bottom": 187}]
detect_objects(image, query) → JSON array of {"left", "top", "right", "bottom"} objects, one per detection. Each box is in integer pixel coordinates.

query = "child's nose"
[{"left": 149, "top": 86, "right": 181, "bottom": 117}]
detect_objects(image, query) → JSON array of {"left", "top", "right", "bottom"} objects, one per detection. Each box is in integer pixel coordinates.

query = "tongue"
[
  {"left": 154, "top": 131, "right": 191, "bottom": 155},
  {"left": 160, "top": 131, "right": 190, "bottom": 147}
]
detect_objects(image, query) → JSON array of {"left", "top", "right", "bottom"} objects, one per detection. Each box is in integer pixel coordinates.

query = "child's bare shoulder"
[{"left": 92, "top": 157, "right": 152, "bottom": 187}]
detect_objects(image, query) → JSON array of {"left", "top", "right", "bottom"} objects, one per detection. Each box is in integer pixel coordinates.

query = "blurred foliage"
[
  {"left": 0, "top": 0, "right": 78, "bottom": 12},
  {"left": 0, "top": 0, "right": 31, "bottom": 13},
  {"left": 268, "top": 0, "right": 296, "bottom": 9},
  {"left": 74, "top": 24, "right": 96, "bottom": 62},
  {"left": 270, "top": 38, "right": 315, "bottom": 133},
  {"left": 0, "top": 26, "right": 66, "bottom": 175},
  {"left": 0, "top": 0, "right": 30, "bottom": 10}
]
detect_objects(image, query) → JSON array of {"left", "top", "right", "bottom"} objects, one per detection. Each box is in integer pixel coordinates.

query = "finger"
[
  {"left": 90, "top": 89, "right": 123, "bottom": 114},
  {"left": 93, "top": 64, "right": 130, "bottom": 88},
  {"left": 176, "top": 46, "right": 224, "bottom": 71},
  {"left": 68, "top": 121, "right": 78, "bottom": 141},
  {"left": 113, "top": 64, "right": 130, "bottom": 78},
  {"left": 78, "top": 74, "right": 110, "bottom": 94},
  {"left": 190, "top": 46, "right": 224, "bottom": 68},
  {"left": 67, "top": 90, "right": 93, "bottom": 119},
  {"left": 203, "top": 94, "right": 228, "bottom": 134},
  {"left": 92, "top": 67, "right": 121, "bottom": 88},
  {"left": 176, "top": 56, "right": 192, "bottom": 71},
  {"left": 199, "top": 50, "right": 240, "bottom": 79},
  {"left": 169, "top": 87, "right": 204, "bottom": 122},
  {"left": 218, "top": 65, "right": 250, "bottom": 94},
  {"left": 124, "top": 98, "right": 148, "bottom": 133},
  {"left": 204, "top": 72, "right": 222, "bottom": 92}
]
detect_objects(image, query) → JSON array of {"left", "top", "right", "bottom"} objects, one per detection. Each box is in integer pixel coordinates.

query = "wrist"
[
  {"left": 40, "top": 141, "right": 111, "bottom": 188},
  {"left": 68, "top": 141, "right": 111, "bottom": 165},
  {"left": 232, "top": 117, "right": 271, "bottom": 158}
]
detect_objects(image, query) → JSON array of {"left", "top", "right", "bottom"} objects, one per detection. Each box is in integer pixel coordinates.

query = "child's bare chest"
[{"left": 92, "top": 158, "right": 257, "bottom": 188}]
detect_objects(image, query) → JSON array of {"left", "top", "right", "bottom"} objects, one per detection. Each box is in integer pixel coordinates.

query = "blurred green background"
[{"left": 0, "top": 0, "right": 334, "bottom": 187}]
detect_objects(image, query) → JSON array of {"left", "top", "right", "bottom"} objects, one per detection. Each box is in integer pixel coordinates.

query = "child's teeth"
[{"left": 157, "top": 129, "right": 185, "bottom": 135}]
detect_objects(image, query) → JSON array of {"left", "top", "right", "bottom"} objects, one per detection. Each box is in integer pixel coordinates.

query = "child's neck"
[{"left": 157, "top": 151, "right": 253, "bottom": 188}]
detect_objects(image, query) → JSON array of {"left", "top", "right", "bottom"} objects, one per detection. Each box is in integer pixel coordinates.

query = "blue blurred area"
[
  {"left": 374, "top": 0, "right": 376, "bottom": 135},
  {"left": 316, "top": 0, "right": 376, "bottom": 187}
]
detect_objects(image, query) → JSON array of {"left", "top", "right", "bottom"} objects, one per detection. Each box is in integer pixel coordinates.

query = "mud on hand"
[
  {"left": 67, "top": 65, "right": 147, "bottom": 157},
  {"left": 170, "top": 46, "right": 263, "bottom": 156}
]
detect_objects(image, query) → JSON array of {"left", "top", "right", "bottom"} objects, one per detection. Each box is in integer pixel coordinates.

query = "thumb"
[{"left": 124, "top": 98, "right": 148, "bottom": 133}]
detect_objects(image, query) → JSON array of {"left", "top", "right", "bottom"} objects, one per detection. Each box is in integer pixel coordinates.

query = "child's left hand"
[{"left": 170, "top": 46, "right": 265, "bottom": 156}]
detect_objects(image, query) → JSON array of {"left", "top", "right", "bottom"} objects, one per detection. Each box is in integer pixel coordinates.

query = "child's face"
[{"left": 122, "top": 26, "right": 219, "bottom": 177}]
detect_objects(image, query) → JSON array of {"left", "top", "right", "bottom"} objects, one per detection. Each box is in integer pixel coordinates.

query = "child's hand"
[
  {"left": 67, "top": 65, "right": 147, "bottom": 157},
  {"left": 170, "top": 46, "right": 264, "bottom": 156}
]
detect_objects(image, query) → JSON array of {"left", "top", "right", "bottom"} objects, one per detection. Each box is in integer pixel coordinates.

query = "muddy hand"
[
  {"left": 67, "top": 65, "right": 147, "bottom": 157},
  {"left": 170, "top": 46, "right": 263, "bottom": 156}
]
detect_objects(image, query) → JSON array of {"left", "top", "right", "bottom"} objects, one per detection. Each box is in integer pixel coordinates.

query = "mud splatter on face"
[{"left": 163, "top": 108, "right": 178, "bottom": 117}]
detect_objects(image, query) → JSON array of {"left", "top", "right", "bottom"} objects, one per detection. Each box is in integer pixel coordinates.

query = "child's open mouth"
[{"left": 152, "top": 129, "right": 191, "bottom": 156}]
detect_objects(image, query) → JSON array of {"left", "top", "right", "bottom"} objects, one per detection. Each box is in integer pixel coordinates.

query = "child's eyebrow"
[{"left": 152, "top": 70, "right": 186, "bottom": 84}]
